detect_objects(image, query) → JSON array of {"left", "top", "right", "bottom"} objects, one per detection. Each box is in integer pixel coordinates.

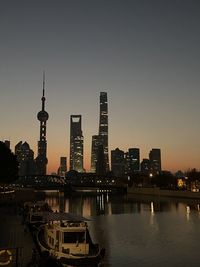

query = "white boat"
[{"left": 36, "top": 212, "right": 105, "bottom": 266}]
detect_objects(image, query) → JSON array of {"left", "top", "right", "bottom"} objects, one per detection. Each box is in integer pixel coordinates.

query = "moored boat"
[{"left": 36, "top": 212, "right": 105, "bottom": 266}]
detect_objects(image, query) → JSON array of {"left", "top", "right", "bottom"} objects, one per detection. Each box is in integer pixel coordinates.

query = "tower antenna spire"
[{"left": 43, "top": 70, "right": 45, "bottom": 97}]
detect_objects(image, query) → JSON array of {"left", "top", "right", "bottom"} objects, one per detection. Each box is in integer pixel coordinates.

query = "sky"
[{"left": 1, "top": 0, "right": 200, "bottom": 174}]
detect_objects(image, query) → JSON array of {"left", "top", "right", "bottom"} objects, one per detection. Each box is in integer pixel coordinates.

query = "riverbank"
[{"left": 127, "top": 186, "right": 200, "bottom": 199}]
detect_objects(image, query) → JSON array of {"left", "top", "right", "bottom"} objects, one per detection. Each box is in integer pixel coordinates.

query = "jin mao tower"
[{"left": 36, "top": 73, "right": 49, "bottom": 175}]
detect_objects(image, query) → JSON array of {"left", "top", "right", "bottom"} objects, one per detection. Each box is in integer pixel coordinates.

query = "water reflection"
[
  {"left": 41, "top": 192, "right": 200, "bottom": 267},
  {"left": 42, "top": 193, "right": 200, "bottom": 219},
  {"left": 150, "top": 201, "right": 154, "bottom": 214},
  {"left": 186, "top": 205, "right": 190, "bottom": 221},
  {"left": 44, "top": 192, "right": 200, "bottom": 217}
]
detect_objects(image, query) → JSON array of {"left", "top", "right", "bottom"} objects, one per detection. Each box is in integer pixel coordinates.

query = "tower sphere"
[{"left": 37, "top": 110, "right": 49, "bottom": 122}]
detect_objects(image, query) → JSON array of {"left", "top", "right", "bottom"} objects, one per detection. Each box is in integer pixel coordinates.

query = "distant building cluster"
[
  {"left": 3, "top": 77, "right": 162, "bottom": 179},
  {"left": 111, "top": 147, "right": 161, "bottom": 178}
]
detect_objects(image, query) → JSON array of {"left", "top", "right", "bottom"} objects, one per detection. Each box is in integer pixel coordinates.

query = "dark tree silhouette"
[
  {"left": 151, "top": 172, "right": 177, "bottom": 189},
  {"left": 186, "top": 168, "right": 200, "bottom": 182},
  {"left": 0, "top": 141, "right": 19, "bottom": 184}
]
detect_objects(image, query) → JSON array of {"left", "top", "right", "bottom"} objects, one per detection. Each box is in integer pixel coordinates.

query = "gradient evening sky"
[{"left": 1, "top": 0, "right": 200, "bottom": 174}]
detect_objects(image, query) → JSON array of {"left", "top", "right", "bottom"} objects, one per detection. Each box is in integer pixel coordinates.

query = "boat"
[
  {"left": 36, "top": 212, "right": 105, "bottom": 266},
  {"left": 23, "top": 201, "right": 52, "bottom": 227}
]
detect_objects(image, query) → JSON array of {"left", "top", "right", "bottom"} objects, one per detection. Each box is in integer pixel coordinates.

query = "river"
[{"left": 42, "top": 191, "right": 200, "bottom": 267}]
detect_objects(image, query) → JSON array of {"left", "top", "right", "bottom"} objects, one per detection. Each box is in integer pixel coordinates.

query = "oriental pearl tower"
[{"left": 36, "top": 73, "right": 49, "bottom": 175}]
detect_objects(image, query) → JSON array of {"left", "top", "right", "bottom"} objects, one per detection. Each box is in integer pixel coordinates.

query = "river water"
[{"left": 42, "top": 191, "right": 200, "bottom": 267}]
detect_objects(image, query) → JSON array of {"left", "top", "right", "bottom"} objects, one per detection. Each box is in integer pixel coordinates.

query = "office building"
[
  {"left": 111, "top": 148, "right": 125, "bottom": 177},
  {"left": 96, "top": 144, "right": 106, "bottom": 175},
  {"left": 149, "top": 148, "right": 161, "bottom": 174},
  {"left": 124, "top": 148, "right": 140, "bottom": 175},
  {"left": 70, "top": 115, "right": 84, "bottom": 172},
  {"left": 98, "top": 92, "right": 109, "bottom": 171},
  {"left": 128, "top": 148, "right": 140, "bottom": 172},
  {"left": 124, "top": 152, "right": 130, "bottom": 175},
  {"left": 15, "top": 141, "right": 36, "bottom": 176},
  {"left": 141, "top": 158, "right": 151, "bottom": 174},
  {"left": 90, "top": 135, "right": 103, "bottom": 173},
  {"left": 58, "top": 157, "right": 67, "bottom": 177},
  {"left": 35, "top": 73, "right": 49, "bottom": 175}
]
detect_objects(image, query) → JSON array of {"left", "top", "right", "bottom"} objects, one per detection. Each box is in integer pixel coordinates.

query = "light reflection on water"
[{"left": 42, "top": 192, "right": 200, "bottom": 267}]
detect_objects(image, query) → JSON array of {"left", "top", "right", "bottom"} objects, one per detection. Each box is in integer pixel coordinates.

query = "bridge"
[
  {"left": 13, "top": 175, "right": 65, "bottom": 190},
  {"left": 12, "top": 173, "right": 127, "bottom": 193},
  {"left": 66, "top": 171, "right": 127, "bottom": 193}
]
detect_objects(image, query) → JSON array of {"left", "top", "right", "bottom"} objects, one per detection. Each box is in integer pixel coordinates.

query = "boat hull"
[{"left": 59, "top": 248, "right": 105, "bottom": 266}]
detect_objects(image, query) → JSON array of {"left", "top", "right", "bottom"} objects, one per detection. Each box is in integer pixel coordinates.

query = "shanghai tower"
[
  {"left": 36, "top": 73, "right": 49, "bottom": 175},
  {"left": 98, "top": 92, "right": 109, "bottom": 171}
]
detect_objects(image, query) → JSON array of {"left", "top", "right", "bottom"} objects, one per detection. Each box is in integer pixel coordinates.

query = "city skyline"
[{"left": 1, "top": 1, "right": 200, "bottom": 174}]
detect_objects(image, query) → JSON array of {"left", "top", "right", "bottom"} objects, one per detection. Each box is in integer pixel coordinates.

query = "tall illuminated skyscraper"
[
  {"left": 70, "top": 115, "right": 84, "bottom": 172},
  {"left": 35, "top": 73, "right": 49, "bottom": 175},
  {"left": 98, "top": 92, "right": 109, "bottom": 171}
]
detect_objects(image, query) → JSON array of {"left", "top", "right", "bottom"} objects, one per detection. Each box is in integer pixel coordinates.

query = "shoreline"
[{"left": 127, "top": 186, "right": 200, "bottom": 199}]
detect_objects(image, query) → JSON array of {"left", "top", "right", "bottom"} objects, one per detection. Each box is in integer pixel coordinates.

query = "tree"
[
  {"left": 186, "top": 168, "right": 200, "bottom": 182},
  {"left": 151, "top": 172, "right": 176, "bottom": 189},
  {"left": 0, "top": 141, "right": 19, "bottom": 184}
]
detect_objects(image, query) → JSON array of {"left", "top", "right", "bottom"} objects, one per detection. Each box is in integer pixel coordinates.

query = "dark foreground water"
[{"left": 43, "top": 192, "right": 200, "bottom": 267}]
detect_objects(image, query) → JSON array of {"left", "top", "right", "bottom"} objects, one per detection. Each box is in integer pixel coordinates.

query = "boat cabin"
[
  {"left": 36, "top": 212, "right": 104, "bottom": 265},
  {"left": 45, "top": 220, "right": 90, "bottom": 256}
]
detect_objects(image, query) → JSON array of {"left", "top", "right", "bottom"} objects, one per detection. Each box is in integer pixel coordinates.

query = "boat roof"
[{"left": 31, "top": 211, "right": 91, "bottom": 222}]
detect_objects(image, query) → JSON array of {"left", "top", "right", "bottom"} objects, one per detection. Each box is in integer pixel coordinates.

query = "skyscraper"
[
  {"left": 141, "top": 158, "right": 151, "bottom": 174},
  {"left": 58, "top": 157, "right": 67, "bottom": 177},
  {"left": 111, "top": 148, "right": 125, "bottom": 177},
  {"left": 15, "top": 141, "right": 36, "bottom": 176},
  {"left": 149, "top": 148, "right": 161, "bottom": 174},
  {"left": 128, "top": 148, "right": 140, "bottom": 172},
  {"left": 96, "top": 144, "right": 106, "bottom": 176},
  {"left": 90, "top": 135, "right": 103, "bottom": 173},
  {"left": 70, "top": 115, "right": 84, "bottom": 172},
  {"left": 98, "top": 92, "right": 109, "bottom": 171},
  {"left": 35, "top": 73, "right": 49, "bottom": 175},
  {"left": 124, "top": 148, "right": 140, "bottom": 175}
]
